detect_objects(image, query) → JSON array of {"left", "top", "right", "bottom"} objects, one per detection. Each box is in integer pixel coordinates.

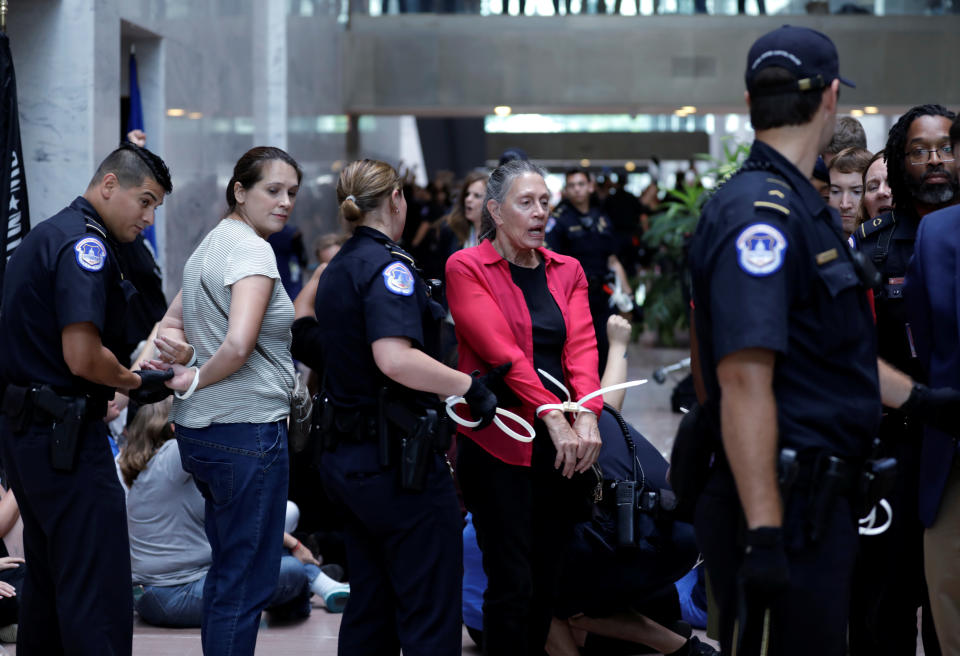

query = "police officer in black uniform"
[
  {"left": 0, "top": 143, "right": 174, "bottom": 655},
  {"left": 690, "top": 28, "right": 960, "bottom": 656},
  {"left": 850, "top": 104, "right": 957, "bottom": 656},
  {"left": 546, "top": 168, "right": 630, "bottom": 373},
  {"left": 294, "top": 159, "right": 502, "bottom": 656}
]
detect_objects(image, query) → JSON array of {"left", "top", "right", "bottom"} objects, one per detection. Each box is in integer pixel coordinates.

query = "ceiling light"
[
  {"left": 166, "top": 108, "right": 185, "bottom": 117},
  {"left": 850, "top": 109, "right": 864, "bottom": 117},
  {"left": 493, "top": 106, "right": 512, "bottom": 117},
  {"left": 624, "top": 161, "right": 636, "bottom": 172},
  {"left": 864, "top": 106, "right": 879, "bottom": 114}
]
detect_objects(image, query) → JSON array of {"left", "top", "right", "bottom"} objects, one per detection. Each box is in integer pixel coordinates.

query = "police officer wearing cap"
[
  {"left": 691, "top": 26, "right": 875, "bottom": 655},
  {"left": 546, "top": 167, "right": 630, "bottom": 373},
  {"left": 0, "top": 143, "right": 174, "bottom": 654},
  {"left": 293, "top": 158, "right": 503, "bottom": 656}
]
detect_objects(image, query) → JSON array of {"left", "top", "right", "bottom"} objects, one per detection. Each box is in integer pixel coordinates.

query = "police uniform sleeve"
[
  {"left": 706, "top": 211, "right": 794, "bottom": 362},
  {"left": 364, "top": 261, "right": 424, "bottom": 347},
  {"left": 544, "top": 213, "right": 565, "bottom": 252},
  {"left": 54, "top": 235, "right": 111, "bottom": 332},
  {"left": 224, "top": 236, "right": 281, "bottom": 286}
]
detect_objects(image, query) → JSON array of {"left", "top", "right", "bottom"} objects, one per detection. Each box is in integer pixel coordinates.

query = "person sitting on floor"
[{"left": 118, "top": 398, "right": 350, "bottom": 627}]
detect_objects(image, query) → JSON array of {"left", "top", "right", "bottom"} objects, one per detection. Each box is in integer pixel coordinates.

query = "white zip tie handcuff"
[
  {"left": 444, "top": 369, "right": 649, "bottom": 443},
  {"left": 443, "top": 397, "right": 537, "bottom": 442},
  {"left": 858, "top": 498, "right": 893, "bottom": 536},
  {"left": 534, "top": 368, "right": 647, "bottom": 418}
]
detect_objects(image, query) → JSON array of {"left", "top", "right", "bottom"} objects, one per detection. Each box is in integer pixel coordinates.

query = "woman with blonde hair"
[{"left": 294, "top": 158, "right": 505, "bottom": 655}]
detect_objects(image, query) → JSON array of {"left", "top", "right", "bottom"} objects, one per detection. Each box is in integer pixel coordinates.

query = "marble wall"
[{"left": 10, "top": 0, "right": 420, "bottom": 298}]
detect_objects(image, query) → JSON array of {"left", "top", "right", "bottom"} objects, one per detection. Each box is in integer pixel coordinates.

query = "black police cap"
[{"left": 745, "top": 25, "right": 855, "bottom": 97}]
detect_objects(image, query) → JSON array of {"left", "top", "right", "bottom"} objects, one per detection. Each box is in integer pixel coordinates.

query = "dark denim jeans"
[
  {"left": 136, "top": 555, "right": 318, "bottom": 627},
  {"left": 175, "top": 421, "right": 289, "bottom": 656}
]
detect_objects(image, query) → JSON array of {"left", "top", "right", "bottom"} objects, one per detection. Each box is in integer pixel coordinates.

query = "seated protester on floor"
[
  {"left": 461, "top": 407, "right": 711, "bottom": 655},
  {"left": 674, "top": 565, "right": 709, "bottom": 630},
  {"left": 0, "top": 485, "right": 23, "bottom": 644},
  {"left": 547, "top": 403, "right": 714, "bottom": 656},
  {"left": 118, "top": 398, "right": 350, "bottom": 627}
]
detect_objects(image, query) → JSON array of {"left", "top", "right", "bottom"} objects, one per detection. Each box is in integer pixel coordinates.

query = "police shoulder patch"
[
  {"left": 735, "top": 223, "right": 787, "bottom": 277},
  {"left": 545, "top": 216, "right": 556, "bottom": 234},
  {"left": 382, "top": 261, "right": 414, "bottom": 296},
  {"left": 74, "top": 236, "right": 107, "bottom": 272}
]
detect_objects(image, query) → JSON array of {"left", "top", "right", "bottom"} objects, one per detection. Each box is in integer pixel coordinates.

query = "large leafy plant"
[{"left": 640, "top": 139, "right": 751, "bottom": 344}]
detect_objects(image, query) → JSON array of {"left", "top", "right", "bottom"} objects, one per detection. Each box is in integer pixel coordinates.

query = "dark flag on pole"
[
  {"left": 0, "top": 30, "right": 29, "bottom": 298},
  {"left": 127, "top": 50, "right": 157, "bottom": 255}
]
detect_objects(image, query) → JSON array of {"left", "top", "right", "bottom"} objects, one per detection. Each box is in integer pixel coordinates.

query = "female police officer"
[{"left": 293, "top": 159, "right": 502, "bottom": 656}]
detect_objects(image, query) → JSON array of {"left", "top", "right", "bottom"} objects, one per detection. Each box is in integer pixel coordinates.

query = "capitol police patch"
[
  {"left": 735, "top": 223, "right": 787, "bottom": 277},
  {"left": 74, "top": 237, "right": 107, "bottom": 272},
  {"left": 382, "top": 261, "right": 414, "bottom": 296}
]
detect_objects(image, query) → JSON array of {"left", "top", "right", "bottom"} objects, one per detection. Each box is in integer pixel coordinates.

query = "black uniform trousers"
[
  {"left": 849, "top": 423, "right": 940, "bottom": 656},
  {"left": 695, "top": 464, "right": 858, "bottom": 656},
  {"left": 458, "top": 432, "right": 592, "bottom": 656},
  {"left": 318, "top": 440, "right": 462, "bottom": 656},
  {"left": 0, "top": 416, "right": 132, "bottom": 655}
]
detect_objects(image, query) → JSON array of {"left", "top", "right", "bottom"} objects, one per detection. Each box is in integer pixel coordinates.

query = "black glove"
[
  {"left": 129, "top": 369, "right": 175, "bottom": 404},
  {"left": 739, "top": 527, "right": 790, "bottom": 603},
  {"left": 479, "top": 361, "right": 521, "bottom": 408},
  {"left": 901, "top": 383, "right": 960, "bottom": 436},
  {"left": 464, "top": 363, "right": 513, "bottom": 430}
]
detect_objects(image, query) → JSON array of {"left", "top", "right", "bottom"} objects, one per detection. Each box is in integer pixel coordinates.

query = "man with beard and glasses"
[
  {"left": 851, "top": 104, "right": 958, "bottom": 656},
  {"left": 904, "top": 112, "right": 960, "bottom": 656}
]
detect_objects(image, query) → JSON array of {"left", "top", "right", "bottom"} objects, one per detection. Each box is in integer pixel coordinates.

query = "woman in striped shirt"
[{"left": 148, "top": 146, "right": 302, "bottom": 656}]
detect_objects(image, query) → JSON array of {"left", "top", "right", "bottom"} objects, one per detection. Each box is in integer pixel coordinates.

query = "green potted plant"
[{"left": 639, "top": 139, "right": 751, "bottom": 345}]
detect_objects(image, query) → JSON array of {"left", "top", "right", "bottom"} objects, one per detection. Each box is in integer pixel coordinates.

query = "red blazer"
[{"left": 446, "top": 240, "right": 602, "bottom": 466}]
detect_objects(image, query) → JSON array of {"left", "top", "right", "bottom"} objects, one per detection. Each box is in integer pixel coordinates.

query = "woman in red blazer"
[{"left": 446, "top": 159, "right": 603, "bottom": 656}]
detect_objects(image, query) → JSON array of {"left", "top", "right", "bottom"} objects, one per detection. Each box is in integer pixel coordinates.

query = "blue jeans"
[
  {"left": 136, "top": 556, "right": 319, "bottom": 627},
  {"left": 175, "top": 421, "right": 289, "bottom": 656}
]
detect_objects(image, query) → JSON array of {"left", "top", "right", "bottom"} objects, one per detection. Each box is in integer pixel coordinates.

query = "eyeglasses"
[{"left": 906, "top": 145, "right": 955, "bottom": 165}]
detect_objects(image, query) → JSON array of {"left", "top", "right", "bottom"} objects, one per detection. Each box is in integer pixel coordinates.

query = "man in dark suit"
[{"left": 904, "top": 117, "right": 960, "bottom": 656}]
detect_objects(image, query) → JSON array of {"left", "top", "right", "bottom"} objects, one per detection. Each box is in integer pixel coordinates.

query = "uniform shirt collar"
[
  {"left": 70, "top": 196, "right": 116, "bottom": 244},
  {"left": 354, "top": 225, "right": 394, "bottom": 244},
  {"left": 71, "top": 196, "right": 106, "bottom": 228},
  {"left": 749, "top": 140, "right": 826, "bottom": 216}
]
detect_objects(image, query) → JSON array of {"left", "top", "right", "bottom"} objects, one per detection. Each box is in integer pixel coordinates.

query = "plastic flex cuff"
[
  {"left": 443, "top": 396, "right": 537, "bottom": 443},
  {"left": 858, "top": 498, "right": 893, "bottom": 536},
  {"left": 174, "top": 367, "right": 200, "bottom": 400},
  {"left": 185, "top": 345, "right": 197, "bottom": 368},
  {"left": 534, "top": 368, "right": 647, "bottom": 418}
]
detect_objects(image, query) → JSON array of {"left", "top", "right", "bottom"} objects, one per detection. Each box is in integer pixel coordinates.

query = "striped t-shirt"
[{"left": 171, "top": 219, "right": 295, "bottom": 428}]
